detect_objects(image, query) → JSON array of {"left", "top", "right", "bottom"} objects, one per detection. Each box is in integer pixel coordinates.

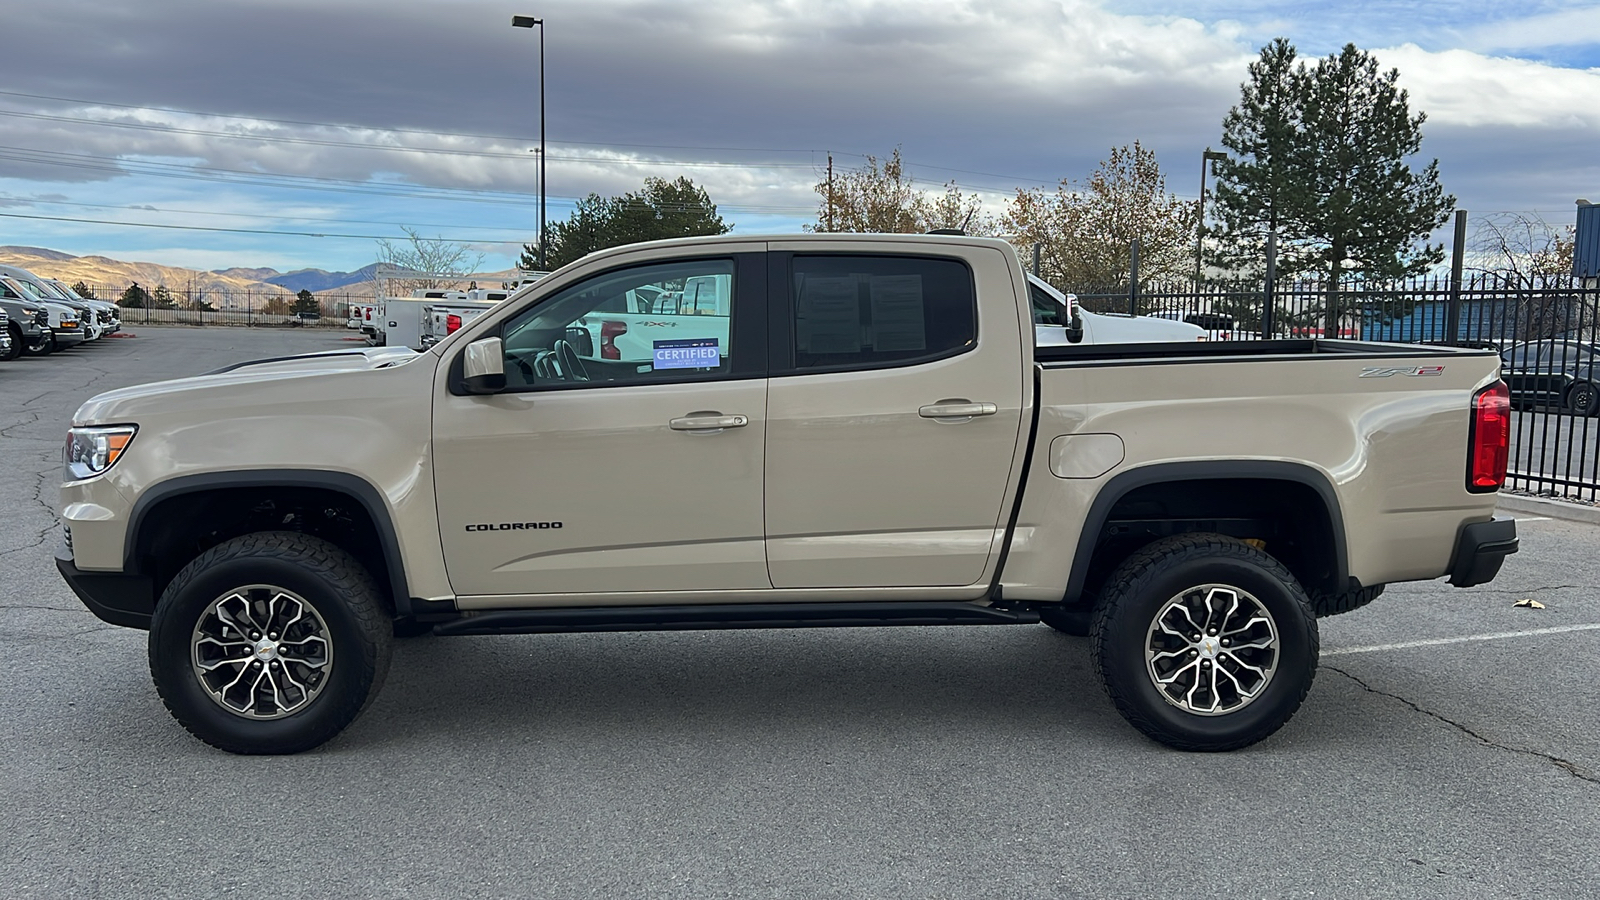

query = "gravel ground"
[{"left": 3, "top": 326, "right": 1597, "bottom": 899}]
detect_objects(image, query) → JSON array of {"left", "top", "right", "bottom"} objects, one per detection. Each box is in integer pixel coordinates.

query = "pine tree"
[
  {"left": 150, "top": 284, "right": 178, "bottom": 309},
  {"left": 1211, "top": 41, "right": 1455, "bottom": 331},
  {"left": 118, "top": 283, "right": 149, "bottom": 308},
  {"left": 71, "top": 281, "right": 96, "bottom": 299},
  {"left": 1211, "top": 38, "right": 1310, "bottom": 276},
  {"left": 294, "top": 289, "right": 320, "bottom": 315},
  {"left": 522, "top": 177, "right": 730, "bottom": 271}
]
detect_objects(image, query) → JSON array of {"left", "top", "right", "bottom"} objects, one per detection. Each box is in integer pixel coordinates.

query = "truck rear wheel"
[
  {"left": 1091, "top": 534, "right": 1317, "bottom": 751},
  {"left": 148, "top": 531, "right": 392, "bottom": 754}
]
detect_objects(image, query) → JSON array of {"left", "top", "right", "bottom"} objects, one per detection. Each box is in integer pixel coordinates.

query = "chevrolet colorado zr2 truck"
[{"left": 56, "top": 234, "right": 1518, "bottom": 754}]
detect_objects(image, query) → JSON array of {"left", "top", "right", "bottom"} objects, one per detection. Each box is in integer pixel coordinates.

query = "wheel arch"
[
  {"left": 126, "top": 470, "right": 413, "bottom": 619},
  {"left": 1064, "top": 461, "right": 1349, "bottom": 607}
]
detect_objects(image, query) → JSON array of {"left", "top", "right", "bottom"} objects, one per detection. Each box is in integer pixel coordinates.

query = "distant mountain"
[
  {"left": 265, "top": 264, "right": 383, "bottom": 293},
  {"left": 211, "top": 266, "right": 282, "bottom": 281},
  {"left": 0, "top": 245, "right": 76, "bottom": 262},
  {"left": 0, "top": 246, "right": 522, "bottom": 306},
  {"left": 0, "top": 246, "right": 283, "bottom": 305}
]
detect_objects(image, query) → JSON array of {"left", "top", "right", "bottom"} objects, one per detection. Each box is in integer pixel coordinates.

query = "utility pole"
[
  {"left": 1195, "top": 148, "right": 1227, "bottom": 285},
  {"left": 511, "top": 15, "right": 547, "bottom": 269},
  {"left": 826, "top": 153, "right": 834, "bottom": 232}
]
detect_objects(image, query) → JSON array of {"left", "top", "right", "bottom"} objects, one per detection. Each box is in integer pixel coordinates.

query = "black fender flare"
[
  {"left": 125, "top": 470, "right": 415, "bottom": 617},
  {"left": 1063, "top": 460, "right": 1348, "bottom": 605}
]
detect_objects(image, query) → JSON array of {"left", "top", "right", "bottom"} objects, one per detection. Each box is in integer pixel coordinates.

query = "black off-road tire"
[
  {"left": 22, "top": 330, "right": 53, "bottom": 356},
  {"left": 148, "top": 531, "right": 393, "bottom": 754},
  {"left": 1, "top": 323, "right": 22, "bottom": 361},
  {"left": 1091, "top": 533, "right": 1318, "bottom": 752},
  {"left": 1312, "top": 584, "right": 1384, "bottom": 618}
]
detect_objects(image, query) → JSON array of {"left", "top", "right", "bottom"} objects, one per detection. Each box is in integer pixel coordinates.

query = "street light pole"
[
  {"left": 511, "top": 15, "right": 546, "bottom": 270},
  {"left": 1195, "top": 148, "right": 1227, "bottom": 284}
]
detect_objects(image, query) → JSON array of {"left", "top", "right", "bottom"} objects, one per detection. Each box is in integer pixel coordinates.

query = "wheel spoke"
[
  {"left": 1145, "top": 582, "right": 1279, "bottom": 717},
  {"left": 191, "top": 584, "right": 333, "bottom": 721}
]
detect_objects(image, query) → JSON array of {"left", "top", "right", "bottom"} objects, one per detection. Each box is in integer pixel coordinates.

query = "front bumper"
[
  {"left": 55, "top": 537, "right": 154, "bottom": 629},
  {"left": 1448, "top": 515, "right": 1519, "bottom": 587}
]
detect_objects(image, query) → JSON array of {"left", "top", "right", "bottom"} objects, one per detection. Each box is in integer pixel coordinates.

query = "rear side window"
[{"left": 790, "top": 255, "right": 976, "bottom": 371}]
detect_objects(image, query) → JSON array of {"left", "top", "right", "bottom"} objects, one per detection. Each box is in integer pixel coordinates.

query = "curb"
[{"left": 1496, "top": 493, "right": 1600, "bottom": 526}]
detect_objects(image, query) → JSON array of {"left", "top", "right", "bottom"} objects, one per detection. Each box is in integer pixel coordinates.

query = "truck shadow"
[{"left": 352, "top": 625, "right": 1131, "bottom": 750}]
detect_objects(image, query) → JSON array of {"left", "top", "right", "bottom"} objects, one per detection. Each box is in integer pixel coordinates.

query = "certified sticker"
[{"left": 653, "top": 338, "right": 720, "bottom": 370}]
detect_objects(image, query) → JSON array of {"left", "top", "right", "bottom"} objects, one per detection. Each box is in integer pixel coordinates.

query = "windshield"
[
  {"left": 49, "top": 281, "right": 87, "bottom": 301},
  {"left": 10, "top": 275, "right": 67, "bottom": 300},
  {"left": 0, "top": 276, "right": 48, "bottom": 303}
]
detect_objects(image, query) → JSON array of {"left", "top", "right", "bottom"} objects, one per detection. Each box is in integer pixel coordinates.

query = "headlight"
[{"left": 65, "top": 425, "right": 137, "bottom": 480}]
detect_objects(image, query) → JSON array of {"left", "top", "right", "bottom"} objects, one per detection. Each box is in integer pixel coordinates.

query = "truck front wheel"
[
  {"left": 1091, "top": 534, "right": 1318, "bottom": 751},
  {"left": 148, "top": 531, "right": 392, "bottom": 754}
]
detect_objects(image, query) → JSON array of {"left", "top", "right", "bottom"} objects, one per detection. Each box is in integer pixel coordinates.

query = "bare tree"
[
  {"left": 1468, "top": 212, "right": 1575, "bottom": 287},
  {"left": 371, "top": 226, "right": 487, "bottom": 296},
  {"left": 1468, "top": 212, "right": 1588, "bottom": 341}
]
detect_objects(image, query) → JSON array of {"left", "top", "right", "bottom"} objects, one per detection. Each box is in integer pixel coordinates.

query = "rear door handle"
[
  {"left": 919, "top": 401, "right": 997, "bottom": 421},
  {"left": 670, "top": 412, "right": 749, "bottom": 434}
]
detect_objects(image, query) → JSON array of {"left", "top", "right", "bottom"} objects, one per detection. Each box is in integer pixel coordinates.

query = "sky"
[{"left": 0, "top": 0, "right": 1596, "bottom": 274}]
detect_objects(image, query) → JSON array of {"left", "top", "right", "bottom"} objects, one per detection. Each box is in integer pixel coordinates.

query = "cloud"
[
  {"left": 0, "top": 0, "right": 1596, "bottom": 269},
  {"left": 1461, "top": 5, "right": 1600, "bottom": 51}
]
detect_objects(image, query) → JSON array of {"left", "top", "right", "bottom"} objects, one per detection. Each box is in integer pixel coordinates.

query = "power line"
[
  {"left": 0, "top": 196, "right": 537, "bottom": 231},
  {"left": 0, "top": 210, "right": 528, "bottom": 243},
  {"left": 0, "top": 109, "right": 824, "bottom": 169},
  {"left": 0, "top": 145, "right": 817, "bottom": 213}
]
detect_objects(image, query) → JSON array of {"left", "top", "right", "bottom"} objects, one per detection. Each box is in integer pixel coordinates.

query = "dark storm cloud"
[{"left": 1, "top": 0, "right": 1595, "bottom": 222}]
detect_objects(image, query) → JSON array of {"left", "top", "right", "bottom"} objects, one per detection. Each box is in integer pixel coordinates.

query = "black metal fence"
[
  {"left": 1065, "top": 271, "right": 1600, "bottom": 501},
  {"left": 75, "top": 288, "right": 369, "bottom": 328}
]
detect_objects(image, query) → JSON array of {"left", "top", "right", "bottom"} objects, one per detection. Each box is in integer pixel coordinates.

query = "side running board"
[{"left": 432, "top": 601, "right": 1040, "bottom": 636}]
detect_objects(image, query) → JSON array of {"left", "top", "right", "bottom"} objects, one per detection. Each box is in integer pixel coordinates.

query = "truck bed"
[{"left": 1036, "top": 338, "right": 1495, "bottom": 365}]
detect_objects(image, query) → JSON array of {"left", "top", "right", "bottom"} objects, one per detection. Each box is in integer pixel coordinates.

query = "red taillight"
[
  {"left": 600, "top": 320, "right": 627, "bottom": 360},
  {"left": 446, "top": 314, "right": 462, "bottom": 334},
  {"left": 1468, "top": 381, "right": 1510, "bottom": 492}
]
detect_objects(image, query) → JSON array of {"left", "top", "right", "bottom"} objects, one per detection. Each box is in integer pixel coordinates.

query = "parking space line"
[
  {"left": 1325, "top": 623, "right": 1600, "bottom": 656},
  {"left": 1515, "top": 516, "right": 1551, "bottom": 522}
]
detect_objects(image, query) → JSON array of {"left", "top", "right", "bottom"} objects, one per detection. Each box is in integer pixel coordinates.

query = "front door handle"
[
  {"left": 919, "top": 400, "right": 998, "bottom": 421},
  {"left": 670, "top": 412, "right": 749, "bottom": 434}
]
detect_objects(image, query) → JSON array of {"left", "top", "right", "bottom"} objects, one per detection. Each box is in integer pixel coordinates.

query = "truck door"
[
  {"left": 763, "top": 247, "right": 1028, "bottom": 588},
  {"left": 433, "top": 251, "right": 770, "bottom": 597}
]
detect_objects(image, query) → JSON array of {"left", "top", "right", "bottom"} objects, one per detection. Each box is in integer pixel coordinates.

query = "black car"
[{"left": 1501, "top": 340, "right": 1600, "bottom": 415}]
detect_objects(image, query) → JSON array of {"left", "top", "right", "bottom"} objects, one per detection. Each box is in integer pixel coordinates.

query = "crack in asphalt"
[
  {"left": 1326, "top": 664, "right": 1599, "bottom": 785},
  {"left": 0, "top": 410, "right": 42, "bottom": 439}
]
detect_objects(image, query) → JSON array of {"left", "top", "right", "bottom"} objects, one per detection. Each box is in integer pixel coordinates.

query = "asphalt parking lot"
[{"left": 3, "top": 326, "right": 1598, "bottom": 899}]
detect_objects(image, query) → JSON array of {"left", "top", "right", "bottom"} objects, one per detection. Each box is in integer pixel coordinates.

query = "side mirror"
[
  {"left": 462, "top": 336, "right": 506, "bottom": 394},
  {"left": 1065, "top": 297, "right": 1085, "bottom": 344}
]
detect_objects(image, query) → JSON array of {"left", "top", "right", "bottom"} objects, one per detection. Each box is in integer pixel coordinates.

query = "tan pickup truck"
[{"left": 57, "top": 233, "right": 1517, "bottom": 754}]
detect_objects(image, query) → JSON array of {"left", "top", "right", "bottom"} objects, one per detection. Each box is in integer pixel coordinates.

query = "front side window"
[
  {"left": 498, "top": 259, "right": 736, "bottom": 389},
  {"left": 1030, "top": 284, "right": 1066, "bottom": 326},
  {"left": 790, "top": 255, "right": 975, "bottom": 371}
]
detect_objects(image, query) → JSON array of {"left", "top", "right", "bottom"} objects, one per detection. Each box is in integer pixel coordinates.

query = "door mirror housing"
[
  {"left": 1064, "top": 296, "right": 1085, "bottom": 344},
  {"left": 461, "top": 337, "right": 506, "bottom": 394}
]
